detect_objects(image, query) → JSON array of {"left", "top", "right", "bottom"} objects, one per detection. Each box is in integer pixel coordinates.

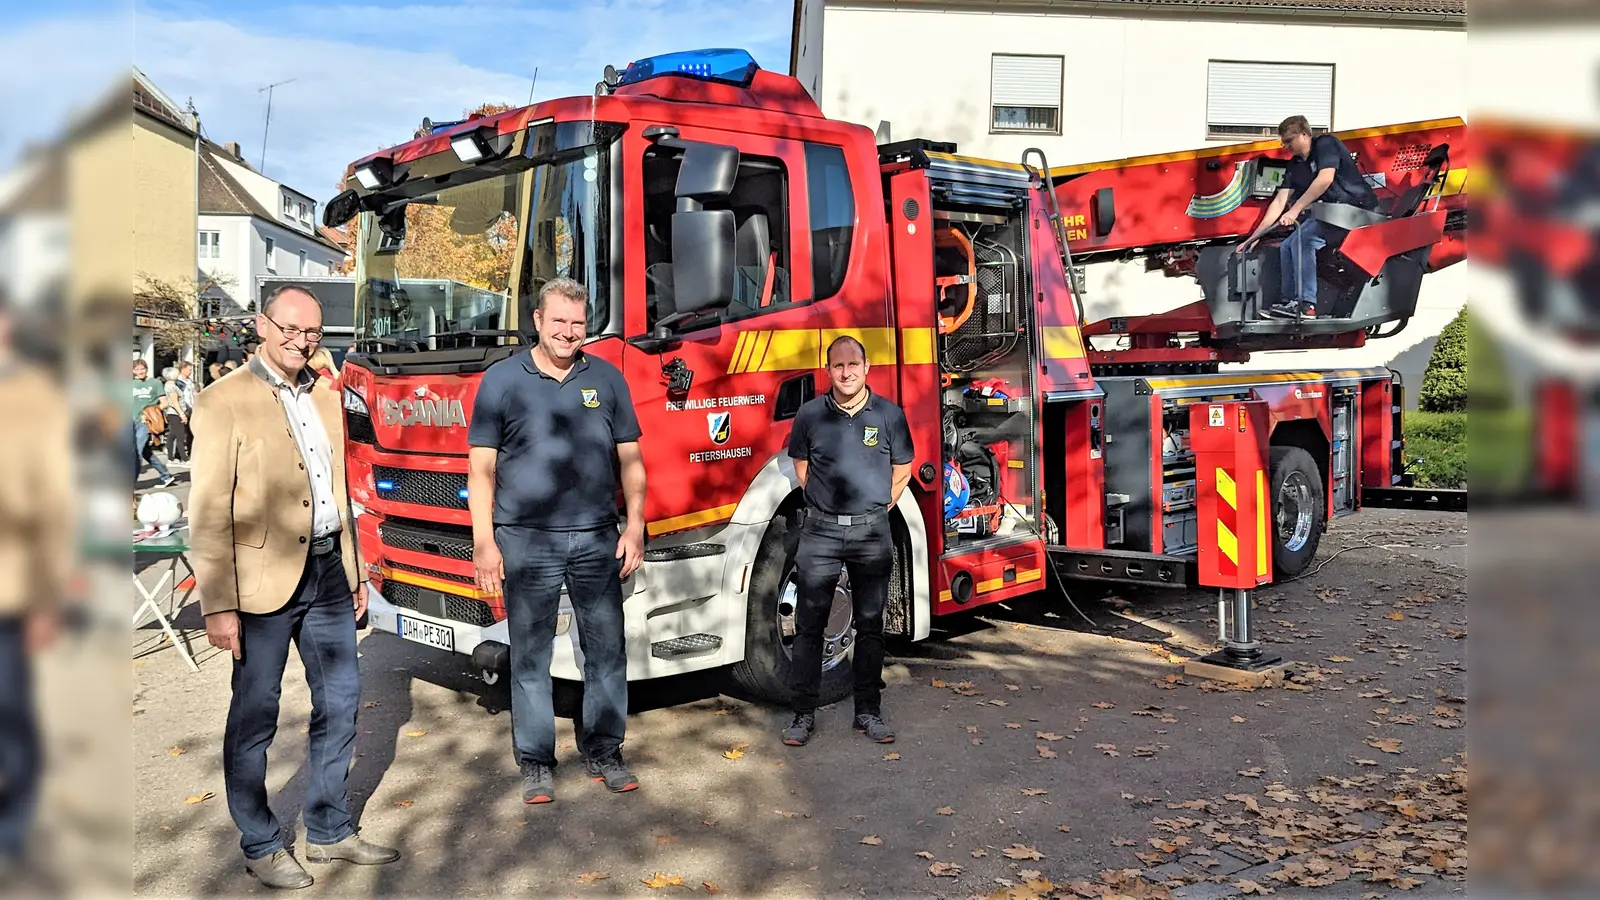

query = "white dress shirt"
[{"left": 252, "top": 357, "right": 342, "bottom": 539}]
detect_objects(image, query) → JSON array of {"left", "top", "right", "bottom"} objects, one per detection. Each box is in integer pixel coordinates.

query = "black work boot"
[
  {"left": 244, "top": 849, "right": 314, "bottom": 890},
  {"left": 521, "top": 762, "right": 555, "bottom": 804},
  {"left": 585, "top": 753, "right": 640, "bottom": 792},
  {"left": 782, "top": 712, "right": 816, "bottom": 746},
  {"left": 854, "top": 713, "right": 896, "bottom": 743}
]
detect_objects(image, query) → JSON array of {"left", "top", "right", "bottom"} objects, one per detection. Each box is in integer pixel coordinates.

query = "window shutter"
[
  {"left": 1206, "top": 62, "right": 1333, "bottom": 131},
  {"left": 991, "top": 55, "right": 1063, "bottom": 109}
]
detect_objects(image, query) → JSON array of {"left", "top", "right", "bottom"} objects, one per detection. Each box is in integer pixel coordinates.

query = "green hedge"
[
  {"left": 1403, "top": 411, "right": 1467, "bottom": 489},
  {"left": 1419, "top": 308, "right": 1467, "bottom": 412}
]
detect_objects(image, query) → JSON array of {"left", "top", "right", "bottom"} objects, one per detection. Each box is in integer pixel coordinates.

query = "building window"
[
  {"left": 805, "top": 143, "right": 854, "bottom": 303},
  {"left": 990, "top": 54, "right": 1063, "bottom": 135},
  {"left": 299, "top": 250, "right": 308, "bottom": 275},
  {"left": 198, "top": 230, "right": 220, "bottom": 259},
  {"left": 1206, "top": 61, "right": 1334, "bottom": 140},
  {"left": 298, "top": 201, "right": 310, "bottom": 222},
  {"left": 264, "top": 237, "right": 276, "bottom": 273}
]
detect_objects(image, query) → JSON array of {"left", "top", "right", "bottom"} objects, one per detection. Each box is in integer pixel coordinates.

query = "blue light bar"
[
  {"left": 376, "top": 480, "right": 396, "bottom": 491},
  {"left": 618, "top": 49, "right": 760, "bottom": 89},
  {"left": 457, "top": 488, "right": 470, "bottom": 500}
]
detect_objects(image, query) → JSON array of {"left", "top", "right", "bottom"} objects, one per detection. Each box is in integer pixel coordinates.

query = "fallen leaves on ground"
[
  {"left": 1239, "top": 767, "right": 1265, "bottom": 778},
  {"left": 1368, "top": 738, "right": 1405, "bottom": 754},
  {"left": 1095, "top": 743, "right": 1121, "bottom": 757},
  {"left": 1231, "top": 715, "right": 1247, "bottom": 723},
  {"left": 859, "top": 835, "right": 882, "bottom": 845},
  {"left": 654, "top": 834, "right": 679, "bottom": 846},
  {"left": 702, "top": 882, "right": 721, "bottom": 894},
  {"left": 971, "top": 848, "right": 988, "bottom": 858},
  {"left": 576, "top": 872, "right": 609, "bottom": 884},
  {"left": 166, "top": 746, "right": 185, "bottom": 757},
  {"left": 1036, "top": 731, "right": 1064, "bottom": 741},
  {"left": 1385, "top": 612, "right": 1407, "bottom": 620},
  {"left": 1112, "top": 838, "right": 1138, "bottom": 846},
  {"left": 1003, "top": 844, "right": 1044, "bottom": 860},
  {"left": 1037, "top": 745, "right": 1058, "bottom": 759},
  {"left": 184, "top": 792, "right": 213, "bottom": 804},
  {"left": 641, "top": 873, "right": 684, "bottom": 889},
  {"left": 723, "top": 743, "right": 749, "bottom": 760},
  {"left": 937, "top": 806, "right": 954, "bottom": 815},
  {"left": 1005, "top": 722, "right": 1022, "bottom": 729},
  {"left": 928, "top": 861, "right": 963, "bottom": 877},
  {"left": 404, "top": 730, "right": 426, "bottom": 738},
  {"left": 1057, "top": 824, "right": 1072, "bottom": 832},
  {"left": 774, "top": 809, "right": 800, "bottom": 818},
  {"left": 393, "top": 799, "right": 415, "bottom": 808},
  {"left": 1006, "top": 684, "right": 1021, "bottom": 691},
  {"left": 1093, "top": 702, "right": 1116, "bottom": 709},
  {"left": 916, "top": 851, "right": 935, "bottom": 859},
  {"left": 884, "top": 752, "right": 901, "bottom": 761},
  {"left": 1236, "top": 878, "right": 1275, "bottom": 894},
  {"left": 1020, "top": 788, "right": 1048, "bottom": 796}
]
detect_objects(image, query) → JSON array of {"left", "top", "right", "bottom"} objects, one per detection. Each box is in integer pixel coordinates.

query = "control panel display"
[{"left": 1250, "top": 158, "right": 1289, "bottom": 198}]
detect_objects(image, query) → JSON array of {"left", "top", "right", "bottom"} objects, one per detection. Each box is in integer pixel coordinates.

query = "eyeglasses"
[{"left": 262, "top": 312, "right": 324, "bottom": 342}]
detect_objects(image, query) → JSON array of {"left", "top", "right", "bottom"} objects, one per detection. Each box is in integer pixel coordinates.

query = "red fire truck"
[{"left": 323, "top": 48, "right": 1467, "bottom": 701}]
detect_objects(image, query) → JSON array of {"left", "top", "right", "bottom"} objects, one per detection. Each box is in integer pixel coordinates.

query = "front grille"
[
  {"left": 346, "top": 409, "right": 377, "bottom": 444},
  {"left": 379, "top": 517, "right": 473, "bottom": 561},
  {"left": 372, "top": 465, "right": 468, "bottom": 510},
  {"left": 385, "top": 581, "right": 496, "bottom": 627},
  {"left": 389, "top": 560, "right": 474, "bottom": 586}
]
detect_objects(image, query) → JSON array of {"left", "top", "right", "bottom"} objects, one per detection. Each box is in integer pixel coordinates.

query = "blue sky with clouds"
[{"left": 1, "top": 0, "right": 794, "bottom": 203}]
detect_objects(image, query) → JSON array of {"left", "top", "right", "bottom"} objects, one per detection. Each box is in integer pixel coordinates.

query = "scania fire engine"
[{"left": 324, "top": 48, "right": 1467, "bottom": 702}]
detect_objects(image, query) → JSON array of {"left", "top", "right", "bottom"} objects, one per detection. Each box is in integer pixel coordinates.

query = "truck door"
[{"left": 621, "top": 126, "right": 863, "bottom": 539}]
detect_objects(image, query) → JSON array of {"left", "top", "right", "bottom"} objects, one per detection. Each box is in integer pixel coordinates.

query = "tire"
[
  {"left": 729, "top": 508, "right": 854, "bottom": 707},
  {"left": 1269, "top": 446, "right": 1326, "bottom": 579}
]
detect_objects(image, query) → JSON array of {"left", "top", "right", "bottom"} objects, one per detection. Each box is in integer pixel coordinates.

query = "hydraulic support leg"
[{"left": 1199, "top": 588, "right": 1282, "bottom": 670}]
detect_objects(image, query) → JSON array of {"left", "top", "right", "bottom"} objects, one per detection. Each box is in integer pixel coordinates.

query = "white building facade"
[
  {"left": 197, "top": 140, "right": 346, "bottom": 314},
  {"left": 795, "top": 0, "right": 1468, "bottom": 400}
]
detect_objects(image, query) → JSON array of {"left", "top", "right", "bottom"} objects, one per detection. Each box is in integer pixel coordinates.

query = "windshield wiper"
[{"left": 357, "top": 336, "right": 427, "bottom": 351}]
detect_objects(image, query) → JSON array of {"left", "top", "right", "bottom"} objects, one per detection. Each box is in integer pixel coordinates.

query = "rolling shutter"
[
  {"left": 991, "top": 55, "right": 1063, "bottom": 109},
  {"left": 1206, "top": 61, "right": 1333, "bottom": 131}
]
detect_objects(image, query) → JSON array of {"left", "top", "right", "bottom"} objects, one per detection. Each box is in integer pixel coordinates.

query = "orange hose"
[{"left": 935, "top": 228, "right": 977, "bottom": 335}]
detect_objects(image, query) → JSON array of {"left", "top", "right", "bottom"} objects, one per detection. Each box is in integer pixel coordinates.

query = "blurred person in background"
[
  {"left": 0, "top": 293, "right": 72, "bottom": 875},
  {"left": 305, "top": 347, "right": 338, "bottom": 390},
  {"left": 130, "top": 359, "right": 174, "bottom": 488},
  {"left": 159, "top": 364, "right": 193, "bottom": 466},
  {"left": 208, "top": 362, "right": 223, "bottom": 385}
]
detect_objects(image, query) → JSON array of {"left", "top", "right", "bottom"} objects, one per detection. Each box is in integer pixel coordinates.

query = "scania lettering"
[{"left": 327, "top": 48, "right": 1466, "bottom": 702}]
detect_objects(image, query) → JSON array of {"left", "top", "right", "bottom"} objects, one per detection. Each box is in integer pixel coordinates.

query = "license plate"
[{"left": 397, "top": 615, "right": 455, "bottom": 652}]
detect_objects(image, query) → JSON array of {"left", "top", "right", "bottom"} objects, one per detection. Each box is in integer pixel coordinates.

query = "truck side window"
[
  {"left": 805, "top": 143, "right": 854, "bottom": 303},
  {"left": 644, "top": 147, "right": 792, "bottom": 330}
]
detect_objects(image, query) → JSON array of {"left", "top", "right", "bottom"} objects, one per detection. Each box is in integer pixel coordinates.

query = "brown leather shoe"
[
  {"left": 304, "top": 835, "right": 400, "bottom": 866},
  {"left": 244, "top": 849, "right": 313, "bottom": 890}
]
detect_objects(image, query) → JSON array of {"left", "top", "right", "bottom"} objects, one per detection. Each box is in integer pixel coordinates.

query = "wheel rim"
[
  {"left": 1277, "top": 471, "right": 1314, "bottom": 552},
  {"left": 776, "top": 564, "right": 855, "bottom": 671}
]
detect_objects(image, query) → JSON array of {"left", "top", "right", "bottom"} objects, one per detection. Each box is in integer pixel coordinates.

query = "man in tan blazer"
[{"left": 189, "top": 285, "right": 398, "bottom": 890}]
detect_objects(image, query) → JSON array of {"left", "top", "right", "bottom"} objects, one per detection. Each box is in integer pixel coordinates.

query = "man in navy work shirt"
[
  {"left": 466, "top": 277, "right": 647, "bottom": 804},
  {"left": 782, "top": 336, "right": 914, "bottom": 747},
  {"left": 1240, "top": 114, "right": 1381, "bottom": 319}
]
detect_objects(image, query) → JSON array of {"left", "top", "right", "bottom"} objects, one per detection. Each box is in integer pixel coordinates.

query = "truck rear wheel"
[
  {"left": 730, "top": 508, "right": 856, "bottom": 707},
  {"left": 1270, "top": 446, "right": 1326, "bottom": 579}
]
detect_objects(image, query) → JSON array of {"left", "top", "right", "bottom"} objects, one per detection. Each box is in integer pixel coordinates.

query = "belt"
[
  {"left": 805, "top": 507, "right": 887, "bottom": 526},
  {"left": 309, "top": 533, "right": 340, "bottom": 556}
]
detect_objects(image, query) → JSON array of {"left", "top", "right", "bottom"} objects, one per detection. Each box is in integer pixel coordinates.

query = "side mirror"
[
  {"left": 324, "top": 189, "right": 361, "bottom": 228},
  {"left": 669, "top": 209, "right": 735, "bottom": 316},
  {"left": 676, "top": 143, "right": 739, "bottom": 200}
]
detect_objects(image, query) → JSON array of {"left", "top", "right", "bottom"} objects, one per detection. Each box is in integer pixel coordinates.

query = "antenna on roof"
[
  {"left": 258, "top": 77, "right": 298, "bottom": 172},
  {"left": 527, "top": 67, "right": 539, "bottom": 106}
]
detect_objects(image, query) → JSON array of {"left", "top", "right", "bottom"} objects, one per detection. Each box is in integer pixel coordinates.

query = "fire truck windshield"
[{"left": 353, "top": 144, "right": 610, "bottom": 350}]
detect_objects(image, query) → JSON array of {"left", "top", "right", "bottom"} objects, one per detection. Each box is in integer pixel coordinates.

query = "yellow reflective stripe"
[
  {"left": 1256, "top": 470, "right": 1269, "bottom": 577},
  {"left": 819, "top": 327, "right": 897, "bottom": 367},
  {"left": 755, "top": 329, "right": 818, "bottom": 372},
  {"left": 1218, "top": 522, "right": 1239, "bottom": 565},
  {"left": 901, "top": 327, "right": 936, "bottom": 365},
  {"left": 647, "top": 503, "right": 740, "bottom": 538},
  {"left": 727, "top": 332, "right": 752, "bottom": 375},
  {"left": 749, "top": 330, "right": 776, "bottom": 372},
  {"left": 382, "top": 566, "right": 486, "bottom": 600},
  {"left": 1039, "top": 326, "right": 1085, "bottom": 360},
  {"left": 1439, "top": 167, "right": 1468, "bottom": 197},
  {"left": 1216, "top": 468, "right": 1237, "bottom": 510}
]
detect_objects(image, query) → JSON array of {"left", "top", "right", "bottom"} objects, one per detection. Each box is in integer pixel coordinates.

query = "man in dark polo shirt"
[
  {"left": 782, "top": 336, "right": 914, "bottom": 747},
  {"left": 466, "top": 277, "right": 647, "bottom": 805}
]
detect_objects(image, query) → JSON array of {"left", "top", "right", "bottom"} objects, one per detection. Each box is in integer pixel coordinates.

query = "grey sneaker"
[
  {"left": 782, "top": 712, "right": 816, "bottom": 746},
  {"left": 585, "top": 753, "right": 639, "bottom": 792},
  {"left": 521, "top": 763, "right": 555, "bottom": 804},
  {"left": 244, "top": 849, "right": 313, "bottom": 890},
  {"left": 854, "top": 713, "right": 896, "bottom": 743}
]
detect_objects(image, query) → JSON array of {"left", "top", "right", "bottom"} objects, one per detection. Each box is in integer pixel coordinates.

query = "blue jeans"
[
  {"left": 790, "top": 512, "right": 894, "bottom": 716},
  {"left": 133, "top": 420, "right": 171, "bottom": 482},
  {"left": 1279, "top": 218, "right": 1327, "bottom": 307},
  {"left": 496, "top": 525, "right": 627, "bottom": 770},
  {"left": 223, "top": 548, "right": 360, "bottom": 860},
  {"left": 0, "top": 619, "right": 39, "bottom": 860}
]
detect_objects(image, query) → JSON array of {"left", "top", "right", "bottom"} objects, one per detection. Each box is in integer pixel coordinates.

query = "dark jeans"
[
  {"left": 790, "top": 511, "right": 894, "bottom": 717},
  {"left": 496, "top": 525, "right": 627, "bottom": 770},
  {"left": 164, "top": 414, "right": 189, "bottom": 462},
  {"left": 132, "top": 420, "right": 171, "bottom": 482},
  {"left": 0, "top": 619, "right": 39, "bottom": 860},
  {"left": 223, "top": 547, "right": 359, "bottom": 860},
  {"left": 1279, "top": 218, "right": 1328, "bottom": 307}
]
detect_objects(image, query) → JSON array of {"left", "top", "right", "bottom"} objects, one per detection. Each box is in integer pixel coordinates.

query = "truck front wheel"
[
  {"left": 1269, "top": 446, "right": 1326, "bottom": 579},
  {"left": 730, "top": 508, "right": 856, "bottom": 707}
]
